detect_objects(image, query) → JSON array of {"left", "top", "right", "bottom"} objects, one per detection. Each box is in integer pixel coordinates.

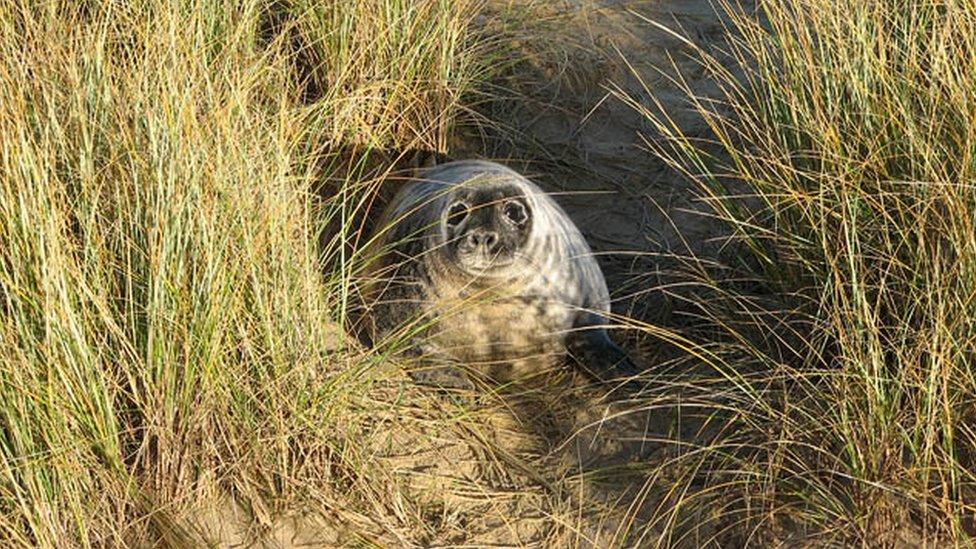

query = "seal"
[{"left": 360, "top": 159, "right": 640, "bottom": 390}]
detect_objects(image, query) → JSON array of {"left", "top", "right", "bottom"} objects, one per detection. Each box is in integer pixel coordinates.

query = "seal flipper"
[
  {"left": 566, "top": 324, "right": 643, "bottom": 394},
  {"left": 402, "top": 343, "right": 475, "bottom": 391},
  {"left": 408, "top": 364, "right": 474, "bottom": 391}
]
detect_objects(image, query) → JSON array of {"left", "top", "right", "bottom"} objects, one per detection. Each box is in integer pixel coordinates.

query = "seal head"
[{"left": 441, "top": 183, "right": 532, "bottom": 275}]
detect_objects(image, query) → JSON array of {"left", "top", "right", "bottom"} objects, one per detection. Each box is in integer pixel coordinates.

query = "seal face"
[
  {"left": 361, "top": 160, "right": 640, "bottom": 390},
  {"left": 441, "top": 184, "right": 531, "bottom": 275}
]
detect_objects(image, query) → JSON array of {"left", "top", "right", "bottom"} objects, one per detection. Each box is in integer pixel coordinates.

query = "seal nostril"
[
  {"left": 484, "top": 232, "right": 498, "bottom": 250},
  {"left": 464, "top": 230, "right": 499, "bottom": 250}
]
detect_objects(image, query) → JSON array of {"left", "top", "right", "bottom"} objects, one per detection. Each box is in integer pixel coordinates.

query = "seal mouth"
[
  {"left": 454, "top": 245, "right": 517, "bottom": 275},
  {"left": 447, "top": 213, "right": 520, "bottom": 275}
]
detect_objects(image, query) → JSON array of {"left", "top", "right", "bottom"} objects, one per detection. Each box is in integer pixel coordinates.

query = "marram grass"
[
  {"left": 7, "top": 0, "right": 976, "bottom": 545},
  {"left": 0, "top": 0, "right": 485, "bottom": 545},
  {"left": 623, "top": 0, "right": 976, "bottom": 544}
]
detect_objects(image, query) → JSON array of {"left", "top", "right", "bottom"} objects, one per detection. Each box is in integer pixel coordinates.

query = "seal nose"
[{"left": 466, "top": 230, "right": 499, "bottom": 251}]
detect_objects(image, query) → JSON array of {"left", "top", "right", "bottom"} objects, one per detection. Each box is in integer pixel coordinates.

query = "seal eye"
[
  {"left": 503, "top": 200, "right": 528, "bottom": 225},
  {"left": 446, "top": 201, "right": 469, "bottom": 227}
]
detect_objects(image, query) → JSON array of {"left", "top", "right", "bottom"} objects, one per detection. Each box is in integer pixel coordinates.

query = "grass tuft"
[
  {"left": 0, "top": 0, "right": 487, "bottom": 545},
  {"left": 622, "top": 0, "right": 976, "bottom": 544}
]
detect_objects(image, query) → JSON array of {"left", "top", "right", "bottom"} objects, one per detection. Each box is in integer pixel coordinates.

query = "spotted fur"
[{"left": 362, "top": 160, "right": 640, "bottom": 389}]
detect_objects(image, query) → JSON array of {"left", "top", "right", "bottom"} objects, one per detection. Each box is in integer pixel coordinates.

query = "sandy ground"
[{"left": 200, "top": 1, "right": 754, "bottom": 547}]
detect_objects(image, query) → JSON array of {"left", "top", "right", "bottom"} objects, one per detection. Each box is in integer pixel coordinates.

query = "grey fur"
[{"left": 362, "top": 160, "right": 640, "bottom": 390}]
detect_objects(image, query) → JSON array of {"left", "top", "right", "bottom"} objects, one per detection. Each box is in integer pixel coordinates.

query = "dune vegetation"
[
  {"left": 628, "top": 0, "right": 976, "bottom": 544},
  {"left": 1, "top": 0, "right": 975, "bottom": 546},
  {"left": 0, "top": 0, "right": 491, "bottom": 545}
]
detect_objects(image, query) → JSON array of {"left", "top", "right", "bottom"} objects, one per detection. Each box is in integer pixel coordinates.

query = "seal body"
[{"left": 362, "top": 160, "right": 639, "bottom": 388}]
